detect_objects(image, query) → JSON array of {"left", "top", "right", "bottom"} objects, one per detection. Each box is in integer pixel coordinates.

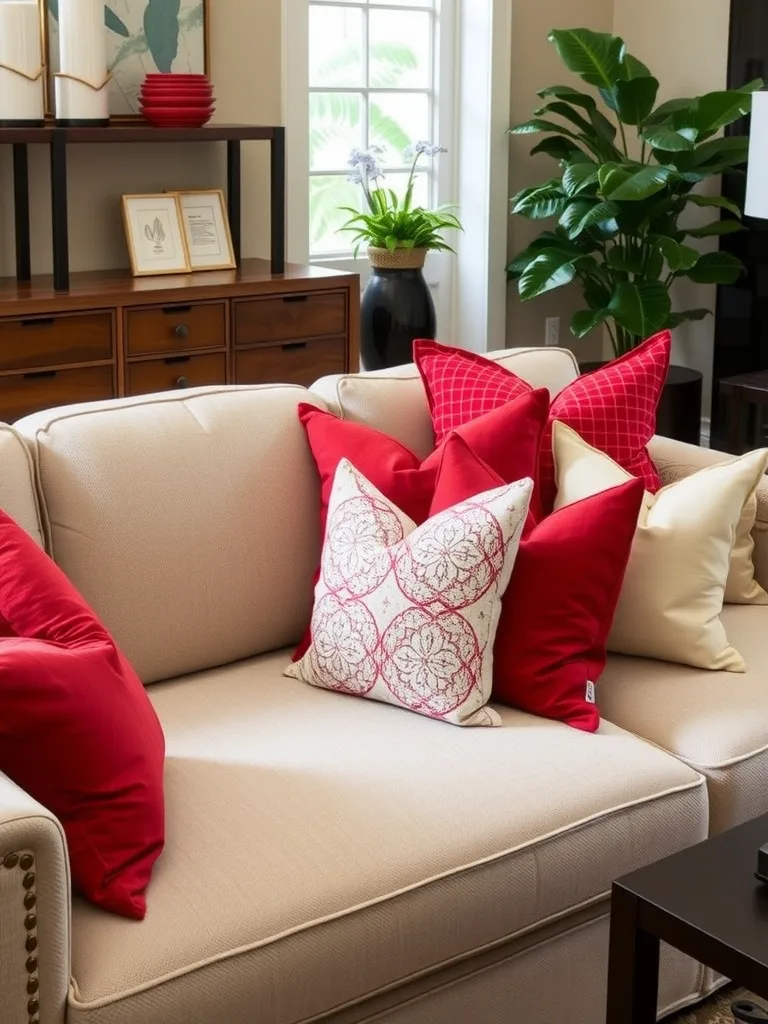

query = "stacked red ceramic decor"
[{"left": 139, "top": 73, "right": 215, "bottom": 128}]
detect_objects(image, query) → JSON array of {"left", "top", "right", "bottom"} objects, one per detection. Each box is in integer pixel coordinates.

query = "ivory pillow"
[
  {"left": 286, "top": 458, "right": 532, "bottom": 726},
  {"left": 553, "top": 422, "right": 768, "bottom": 671},
  {"left": 726, "top": 493, "right": 768, "bottom": 604}
]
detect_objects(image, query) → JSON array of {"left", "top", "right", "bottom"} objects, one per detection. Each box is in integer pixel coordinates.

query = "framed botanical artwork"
[
  {"left": 43, "top": 0, "right": 210, "bottom": 118},
  {"left": 121, "top": 193, "right": 191, "bottom": 277},
  {"left": 177, "top": 190, "right": 236, "bottom": 271}
]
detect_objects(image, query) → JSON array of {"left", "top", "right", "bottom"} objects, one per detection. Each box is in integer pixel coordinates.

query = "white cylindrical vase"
[
  {"left": 0, "top": 0, "right": 45, "bottom": 126},
  {"left": 55, "top": 0, "right": 109, "bottom": 125}
]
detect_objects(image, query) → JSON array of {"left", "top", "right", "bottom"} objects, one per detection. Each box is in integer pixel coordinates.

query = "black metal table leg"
[
  {"left": 606, "top": 885, "right": 660, "bottom": 1024},
  {"left": 270, "top": 126, "right": 285, "bottom": 275},
  {"left": 12, "top": 144, "right": 31, "bottom": 283},
  {"left": 50, "top": 128, "right": 70, "bottom": 291},
  {"left": 226, "top": 139, "right": 241, "bottom": 267}
]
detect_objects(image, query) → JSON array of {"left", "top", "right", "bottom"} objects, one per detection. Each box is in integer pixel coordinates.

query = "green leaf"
[
  {"left": 528, "top": 136, "right": 585, "bottom": 162},
  {"left": 689, "top": 90, "right": 755, "bottom": 135},
  {"left": 506, "top": 232, "right": 573, "bottom": 278},
  {"left": 664, "top": 309, "right": 712, "bottom": 329},
  {"left": 566, "top": 201, "right": 619, "bottom": 239},
  {"left": 641, "top": 125, "right": 697, "bottom": 152},
  {"left": 621, "top": 53, "right": 652, "bottom": 80},
  {"left": 518, "top": 249, "right": 579, "bottom": 300},
  {"left": 536, "top": 85, "right": 597, "bottom": 111},
  {"left": 686, "top": 251, "right": 744, "bottom": 284},
  {"left": 572, "top": 307, "right": 610, "bottom": 338},
  {"left": 686, "top": 193, "right": 742, "bottom": 218},
  {"left": 535, "top": 101, "right": 595, "bottom": 136},
  {"left": 562, "top": 161, "right": 600, "bottom": 197},
  {"left": 511, "top": 181, "right": 567, "bottom": 219},
  {"left": 686, "top": 135, "right": 749, "bottom": 170},
  {"left": 615, "top": 76, "right": 659, "bottom": 125},
  {"left": 650, "top": 236, "right": 699, "bottom": 272},
  {"left": 686, "top": 219, "right": 744, "bottom": 238},
  {"left": 508, "top": 118, "right": 580, "bottom": 139},
  {"left": 105, "top": 6, "right": 130, "bottom": 35},
  {"left": 602, "top": 165, "right": 674, "bottom": 201},
  {"left": 609, "top": 281, "right": 672, "bottom": 336},
  {"left": 644, "top": 96, "right": 695, "bottom": 127},
  {"left": 548, "top": 29, "right": 626, "bottom": 90},
  {"left": 606, "top": 246, "right": 644, "bottom": 273},
  {"left": 143, "top": 0, "right": 181, "bottom": 73}
]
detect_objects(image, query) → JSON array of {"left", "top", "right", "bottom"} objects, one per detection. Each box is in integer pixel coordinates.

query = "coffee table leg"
[
  {"left": 606, "top": 885, "right": 660, "bottom": 1024},
  {"left": 726, "top": 388, "right": 745, "bottom": 455}
]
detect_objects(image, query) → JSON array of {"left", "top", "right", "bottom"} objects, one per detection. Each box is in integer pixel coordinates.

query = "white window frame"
[{"left": 282, "top": 0, "right": 513, "bottom": 355}]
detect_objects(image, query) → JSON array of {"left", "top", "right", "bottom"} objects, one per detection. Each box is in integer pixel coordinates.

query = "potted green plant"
[
  {"left": 507, "top": 28, "right": 760, "bottom": 360},
  {"left": 340, "top": 142, "right": 461, "bottom": 370}
]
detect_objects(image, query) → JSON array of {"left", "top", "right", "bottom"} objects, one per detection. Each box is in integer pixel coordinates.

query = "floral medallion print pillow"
[{"left": 285, "top": 458, "right": 532, "bottom": 726}]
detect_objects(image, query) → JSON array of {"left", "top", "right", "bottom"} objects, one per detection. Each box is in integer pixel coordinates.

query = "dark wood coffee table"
[{"left": 606, "top": 814, "right": 768, "bottom": 1023}]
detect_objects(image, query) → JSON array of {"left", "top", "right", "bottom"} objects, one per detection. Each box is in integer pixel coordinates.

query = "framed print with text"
[
  {"left": 177, "top": 189, "right": 236, "bottom": 271},
  {"left": 121, "top": 193, "right": 191, "bottom": 277}
]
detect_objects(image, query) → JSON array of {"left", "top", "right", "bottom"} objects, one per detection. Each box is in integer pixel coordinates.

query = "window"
[{"left": 307, "top": 0, "right": 447, "bottom": 260}]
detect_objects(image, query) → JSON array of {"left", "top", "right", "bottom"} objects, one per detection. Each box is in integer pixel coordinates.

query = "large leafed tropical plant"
[{"left": 507, "top": 28, "right": 761, "bottom": 356}]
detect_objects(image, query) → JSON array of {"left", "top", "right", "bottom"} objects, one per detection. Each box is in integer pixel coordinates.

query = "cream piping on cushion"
[{"left": 553, "top": 422, "right": 768, "bottom": 672}]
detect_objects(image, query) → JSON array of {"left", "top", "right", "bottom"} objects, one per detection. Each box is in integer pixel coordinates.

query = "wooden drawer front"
[
  {"left": 0, "top": 312, "right": 112, "bottom": 370},
  {"left": 127, "top": 353, "right": 227, "bottom": 396},
  {"left": 234, "top": 292, "right": 346, "bottom": 347},
  {"left": 126, "top": 302, "right": 226, "bottom": 357},
  {"left": 0, "top": 365, "right": 114, "bottom": 422},
  {"left": 235, "top": 338, "right": 346, "bottom": 388}
]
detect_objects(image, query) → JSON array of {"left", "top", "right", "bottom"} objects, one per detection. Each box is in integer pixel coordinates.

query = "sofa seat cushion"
[
  {"left": 599, "top": 605, "right": 768, "bottom": 835},
  {"left": 68, "top": 651, "right": 706, "bottom": 1024}
]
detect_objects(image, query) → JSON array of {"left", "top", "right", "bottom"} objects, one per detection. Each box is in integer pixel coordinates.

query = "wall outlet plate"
[{"left": 545, "top": 317, "right": 560, "bottom": 347}]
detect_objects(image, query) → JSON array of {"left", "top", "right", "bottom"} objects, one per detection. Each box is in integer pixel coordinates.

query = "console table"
[{"left": 0, "top": 261, "right": 360, "bottom": 421}]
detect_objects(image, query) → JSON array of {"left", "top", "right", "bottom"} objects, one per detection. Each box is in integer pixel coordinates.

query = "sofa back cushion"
[
  {"left": 310, "top": 347, "right": 579, "bottom": 459},
  {"left": 0, "top": 425, "right": 44, "bottom": 547},
  {"left": 14, "top": 386, "right": 324, "bottom": 683}
]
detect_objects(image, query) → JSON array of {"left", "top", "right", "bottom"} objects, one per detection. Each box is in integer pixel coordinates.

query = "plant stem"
[
  {"left": 618, "top": 119, "right": 630, "bottom": 158},
  {"left": 606, "top": 320, "right": 619, "bottom": 358}
]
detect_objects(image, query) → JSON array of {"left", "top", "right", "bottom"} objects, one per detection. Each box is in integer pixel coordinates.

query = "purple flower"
[
  {"left": 347, "top": 146, "right": 384, "bottom": 186},
  {"left": 404, "top": 141, "right": 447, "bottom": 161}
]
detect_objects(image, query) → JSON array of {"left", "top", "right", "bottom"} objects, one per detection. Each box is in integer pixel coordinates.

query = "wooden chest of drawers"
[{"left": 0, "top": 260, "right": 359, "bottom": 422}]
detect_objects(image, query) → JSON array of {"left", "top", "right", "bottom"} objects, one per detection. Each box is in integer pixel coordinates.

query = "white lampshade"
[{"left": 746, "top": 91, "right": 768, "bottom": 219}]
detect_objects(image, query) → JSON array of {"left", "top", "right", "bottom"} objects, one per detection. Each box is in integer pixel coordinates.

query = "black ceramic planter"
[
  {"left": 360, "top": 248, "right": 436, "bottom": 370},
  {"left": 579, "top": 360, "right": 703, "bottom": 446}
]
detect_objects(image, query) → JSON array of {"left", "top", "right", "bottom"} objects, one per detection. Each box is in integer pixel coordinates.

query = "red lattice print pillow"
[
  {"left": 414, "top": 331, "right": 671, "bottom": 510},
  {"left": 285, "top": 448, "right": 533, "bottom": 727}
]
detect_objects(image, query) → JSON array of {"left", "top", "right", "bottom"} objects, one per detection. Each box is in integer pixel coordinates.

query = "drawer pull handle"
[
  {"left": 282, "top": 295, "right": 309, "bottom": 304},
  {"left": 20, "top": 318, "right": 54, "bottom": 328},
  {"left": 163, "top": 356, "right": 191, "bottom": 366},
  {"left": 162, "top": 305, "right": 192, "bottom": 314},
  {"left": 23, "top": 370, "right": 57, "bottom": 380},
  {"left": 281, "top": 342, "right": 307, "bottom": 351},
  {"left": 175, "top": 376, "right": 190, "bottom": 389},
  {"left": 174, "top": 324, "right": 190, "bottom": 339}
]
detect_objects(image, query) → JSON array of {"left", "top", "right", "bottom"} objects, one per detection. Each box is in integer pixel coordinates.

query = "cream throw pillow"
[
  {"left": 726, "top": 493, "right": 768, "bottom": 604},
  {"left": 553, "top": 421, "right": 768, "bottom": 671}
]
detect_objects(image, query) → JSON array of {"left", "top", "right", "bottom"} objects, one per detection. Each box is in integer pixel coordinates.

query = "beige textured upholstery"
[
  {"left": 310, "top": 346, "right": 580, "bottom": 458},
  {"left": 66, "top": 650, "right": 707, "bottom": 1024},
  {"left": 0, "top": 424, "right": 44, "bottom": 546},
  {"left": 0, "top": 772, "right": 70, "bottom": 1024},
  {"left": 649, "top": 434, "right": 768, "bottom": 591},
  {"left": 600, "top": 605, "right": 768, "bottom": 835},
  {"left": 14, "top": 386, "right": 326, "bottom": 683}
]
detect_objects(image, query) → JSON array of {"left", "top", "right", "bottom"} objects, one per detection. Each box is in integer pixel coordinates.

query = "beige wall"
[
  {"left": 506, "top": 0, "right": 614, "bottom": 360},
  {"left": 0, "top": 0, "right": 282, "bottom": 278},
  {"left": 613, "top": 0, "right": 730, "bottom": 414}
]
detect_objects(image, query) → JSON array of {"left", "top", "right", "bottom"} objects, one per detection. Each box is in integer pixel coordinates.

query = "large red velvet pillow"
[
  {"left": 415, "top": 332, "right": 670, "bottom": 509},
  {"left": 430, "top": 435, "right": 644, "bottom": 731},
  {"left": 294, "top": 390, "right": 549, "bottom": 659},
  {"left": 0, "top": 510, "right": 165, "bottom": 919}
]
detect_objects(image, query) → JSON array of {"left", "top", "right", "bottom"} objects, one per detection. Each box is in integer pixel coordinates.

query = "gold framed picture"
[
  {"left": 121, "top": 193, "right": 191, "bottom": 277},
  {"left": 177, "top": 189, "right": 236, "bottom": 271}
]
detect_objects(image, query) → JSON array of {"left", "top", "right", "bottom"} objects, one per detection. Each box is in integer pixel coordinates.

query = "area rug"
[{"left": 668, "top": 987, "right": 761, "bottom": 1023}]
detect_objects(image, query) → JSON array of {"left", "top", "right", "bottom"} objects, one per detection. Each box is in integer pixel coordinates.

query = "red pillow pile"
[
  {"left": 0, "top": 511, "right": 165, "bottom": 919},
  {"left": 296, "top": 332, "right": 669, "bottom": 731}
]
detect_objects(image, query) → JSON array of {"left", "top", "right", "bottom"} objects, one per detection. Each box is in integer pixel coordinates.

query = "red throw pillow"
[
  {"left": 430, "top": 435, "right": 644, "bottom": 731},
  {"left": 415, "top": 332, "right": 670, "bottom": 509},
  {"left": 294, "top": 390, "right": 549, "bottom": 659},
  {"left": 0, "top": 511, "right": 165, "bottom": 919}
]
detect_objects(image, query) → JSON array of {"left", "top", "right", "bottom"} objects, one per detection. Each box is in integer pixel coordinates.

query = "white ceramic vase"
[
  {"left": 0, "top": 0, "right": 45, "bottom": 126},
  {"left": 55, "top": 0, "right": 109, "bottom": 125}
]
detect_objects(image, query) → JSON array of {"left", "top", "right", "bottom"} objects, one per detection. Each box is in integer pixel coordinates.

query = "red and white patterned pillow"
[
  {"left": 286, "top": 457, "right": 533, "bottom": 726},
  {"left": 414, "top": 332, "right": 671, "bottom": 509}
]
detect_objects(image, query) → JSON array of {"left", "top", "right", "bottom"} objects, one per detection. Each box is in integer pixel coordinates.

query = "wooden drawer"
[
  {"left": 126, "top": 353, "right": 227, "bottom": 396},
  {"left": 235, "top": 338, "right": 346, "bottom": 388},
  {"left": 0, "top": 311, "right": 112, "bottom": 370},
  {"left": 0, "top": 365, "right": 114, "bottom": 422},
  {"left": 126, "top": 302, "right": 226, "bottom": 357},
  {"left": 234, "top": 291, "right": 346, "bottom": 347}
]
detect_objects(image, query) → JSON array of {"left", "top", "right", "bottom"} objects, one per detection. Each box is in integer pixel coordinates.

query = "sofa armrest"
[
  {"left": 0, "top": 773, "right": 70, "bottom": 1024},
  {"left": 648, "top": 435, "right": 768, "bottom": 590}
]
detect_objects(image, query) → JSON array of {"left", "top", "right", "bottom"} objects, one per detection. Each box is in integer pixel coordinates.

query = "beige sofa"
[{"left": 1, "top": 345, "right": 765, "bottom": 1024}]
